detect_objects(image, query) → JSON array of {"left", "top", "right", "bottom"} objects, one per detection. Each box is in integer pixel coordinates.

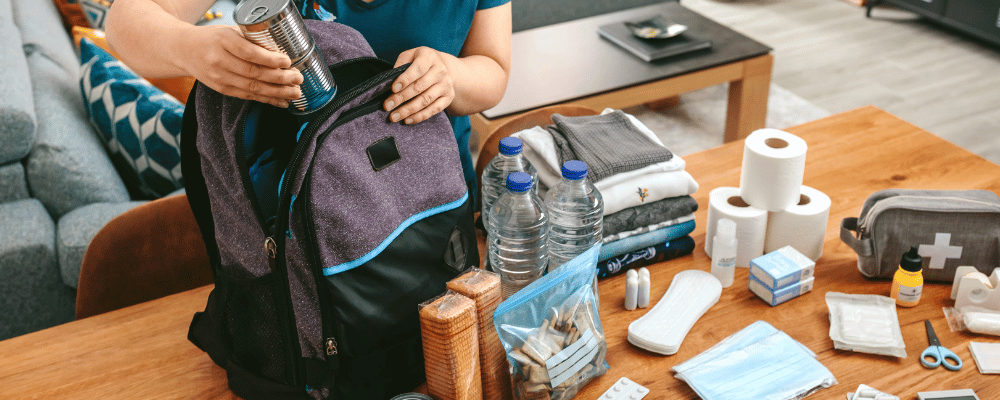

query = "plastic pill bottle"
[{"left": 890, "top": 246, "right": 923, "bottom": 307}]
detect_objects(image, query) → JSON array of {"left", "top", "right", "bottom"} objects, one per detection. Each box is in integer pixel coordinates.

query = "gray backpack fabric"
[
  {"left": 841, "top": 189, "right": 1000, "bottom": 282},
  {"left": 181, "top": 21, "right": 477, "bottom": 400}
]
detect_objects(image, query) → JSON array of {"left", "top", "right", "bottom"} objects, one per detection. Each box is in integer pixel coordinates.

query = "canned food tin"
[
  {"left": 288, "top": 45, "right": 337, "bottom": 114},
  {"left": 235, "top": 0, "right": 312, "bottom": 61},
  {"left": 234, "top": 0, "right": 336, "bottom": 114},
  {"left": 389, "top": 394, "right": 433, "bottom": 400}
]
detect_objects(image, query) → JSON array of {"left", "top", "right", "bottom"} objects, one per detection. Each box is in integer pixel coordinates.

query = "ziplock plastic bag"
[
  {"left": 673, "top": 321, "right": 837, "bottom": 400},
  {"left": 493, "top": 245, "right": 607, "bottom": 400},
  {"left": 825, "top": 292, "right": 907, "bottom": 358},
  {"left": 944, "top": 306, "right": 1000, "bottom": 336}
]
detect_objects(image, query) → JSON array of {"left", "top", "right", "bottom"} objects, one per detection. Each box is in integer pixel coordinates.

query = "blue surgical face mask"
[{"left": 674, "top": 322, "right": 837, "bottom": 400}]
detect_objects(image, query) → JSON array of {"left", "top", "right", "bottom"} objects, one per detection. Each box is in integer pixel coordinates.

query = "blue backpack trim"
[{"left": 322, "top": 191, "right": 469, "bottom": 276}]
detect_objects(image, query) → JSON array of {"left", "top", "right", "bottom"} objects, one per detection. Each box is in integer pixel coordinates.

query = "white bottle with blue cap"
[
  {"left": 481, "top": 137, "right": 537, "bottom": 235},
  {"left": 488, "top": 171, "right": 548, "bottom": 299},
  {"left": 544, "top": 160, "right": 604, "bottom": 272}
]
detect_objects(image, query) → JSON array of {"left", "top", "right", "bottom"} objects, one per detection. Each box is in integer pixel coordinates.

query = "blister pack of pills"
[
  {"left": 845, "top": 384, "right": 898, "bottom": 400},
  {"left": 599, "top": 377, "right": 649, "bottom": 400}
]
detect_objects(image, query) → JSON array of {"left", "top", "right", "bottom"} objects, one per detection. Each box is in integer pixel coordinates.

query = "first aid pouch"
[
  {"left": 840, "top": 189, "right": 1000, "bottom": 282},
  {"left": 494, "top": 245, "right": 608, "bottom": 400}
]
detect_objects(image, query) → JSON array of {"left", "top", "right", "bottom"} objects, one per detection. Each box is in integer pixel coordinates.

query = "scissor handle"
[{"left": 921, "top": 346, "right": 962, "bottom": 371}]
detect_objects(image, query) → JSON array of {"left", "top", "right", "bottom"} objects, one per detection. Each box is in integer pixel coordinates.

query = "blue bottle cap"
[
  {"left": 561, "top": 160, "right": 588, "bottom": 180},
  {"left": 506, "top": 171, "right": 533, "bottom": 192},
  {"left": 498, "top": 137, "right": 523, "bottom": 155}
]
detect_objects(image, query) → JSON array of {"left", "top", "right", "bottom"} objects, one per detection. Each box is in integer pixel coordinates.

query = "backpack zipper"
[
  {"left": 272, "top": 62, "right": 409, "bottom": 387},
  {"left": 858, "top": 196, "right": 1000, "bottom": 236},
  {"left": 295, "top": 70, "right": 405, "bottom": 375}
]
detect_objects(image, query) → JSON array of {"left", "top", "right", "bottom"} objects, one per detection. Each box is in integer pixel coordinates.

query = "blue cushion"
[
  {"left": 57, "top": 200, "right": 146, "bottom": 288},
  {"left": 0, "top": 162, "right": 29, "bottom": 203},
  {"left": 25, "top": 49, "right": 130, "bottom": 219},
  {"left": 80, "top": 38, "right": 184, "bottom": 199},
  {"left": 1, "top": 0, "right": 37, "bottom": 165},
  {"left": 0, "top": 199, "right": 74, "bottom": 340}
]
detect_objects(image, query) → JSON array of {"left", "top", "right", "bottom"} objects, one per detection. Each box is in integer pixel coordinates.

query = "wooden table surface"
[{"left": 2, "top": 106, "right": 999, "bottom": 399}]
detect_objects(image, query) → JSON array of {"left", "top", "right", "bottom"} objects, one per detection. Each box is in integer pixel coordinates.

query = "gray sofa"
[{"left": 0, "top": 0, "right": 201, "bottom": 340}]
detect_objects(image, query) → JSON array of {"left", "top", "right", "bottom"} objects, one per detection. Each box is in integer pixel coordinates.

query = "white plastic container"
[{"left": 711, "top": 218, "right": 737, "bottom": 287}]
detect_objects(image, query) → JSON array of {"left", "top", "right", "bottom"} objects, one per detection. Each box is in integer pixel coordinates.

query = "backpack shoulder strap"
[{"left": 180, "top": 83, "right": 220, "bottom": 273}]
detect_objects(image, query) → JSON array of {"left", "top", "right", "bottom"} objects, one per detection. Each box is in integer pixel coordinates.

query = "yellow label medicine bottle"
[{"left": 890, "top": 246, "right": 923, "bottom": 307}]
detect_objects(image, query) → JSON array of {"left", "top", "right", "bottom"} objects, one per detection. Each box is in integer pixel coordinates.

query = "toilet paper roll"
[
  {"left": 739, "top": 129, "right": 808, "bottom": 211},
  {"left": 764, "top": 186, "right": 831, "bottom": 261},
  {"left": 705, "top": 187, "right": 768, "bottom": 268}
]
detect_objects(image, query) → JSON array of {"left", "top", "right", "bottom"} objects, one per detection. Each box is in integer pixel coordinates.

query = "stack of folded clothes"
[{"left": 512, "top": 109, "right": 699, "bottom": 279}]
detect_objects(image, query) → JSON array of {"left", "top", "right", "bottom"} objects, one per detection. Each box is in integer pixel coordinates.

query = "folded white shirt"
[{"left": 511, "top": 109, "right": 696, "bottom": 214}]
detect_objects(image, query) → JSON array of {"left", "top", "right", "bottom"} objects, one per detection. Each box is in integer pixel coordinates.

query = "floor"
[{"left": 674, "top": 0, "right": 1000, "bottom": 163}]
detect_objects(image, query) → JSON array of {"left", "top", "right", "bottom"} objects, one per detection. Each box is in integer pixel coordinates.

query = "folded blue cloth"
[
  {"left": 598, "top": 220, "right": 695, "bottom": 261},
  {"left": 596, "top": 236, "right": 695, "bottom": 279}
]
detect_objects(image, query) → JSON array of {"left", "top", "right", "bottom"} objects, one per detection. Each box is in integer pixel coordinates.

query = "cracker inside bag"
[
  {"left": 493, "top": 245, "right": 608, "bottom": 400},
  {"left": 418, "top": 292, "right": 482, "bottom": 400}
]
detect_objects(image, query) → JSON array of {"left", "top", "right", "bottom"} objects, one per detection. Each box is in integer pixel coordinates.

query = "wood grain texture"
[
  {"left": 725, "top": 53, "right": 773, "bottom": 142},
  {"left": 2, "top": 107, "right": 998, "bottom": 399}
]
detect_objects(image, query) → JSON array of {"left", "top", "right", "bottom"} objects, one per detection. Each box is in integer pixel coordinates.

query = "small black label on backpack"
[{"left": 367, "top": 136, "right": 401, "bottom": 171}]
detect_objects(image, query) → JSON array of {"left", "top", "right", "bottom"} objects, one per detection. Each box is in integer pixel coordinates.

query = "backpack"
[{"left": 180, "top": 20, "right": 478, "bottom": 400}]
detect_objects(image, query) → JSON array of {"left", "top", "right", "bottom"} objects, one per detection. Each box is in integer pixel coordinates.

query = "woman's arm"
[
  {"left": 384, "top": 3, "right": 512, "bottom": 124},
  {"left": 105, "top": 0, "right": 303, "bottom": 107}
]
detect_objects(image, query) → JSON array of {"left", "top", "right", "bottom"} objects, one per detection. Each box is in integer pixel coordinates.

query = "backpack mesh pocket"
[{"left": 221, "top": 272, "right": 289, "bottom": 384}]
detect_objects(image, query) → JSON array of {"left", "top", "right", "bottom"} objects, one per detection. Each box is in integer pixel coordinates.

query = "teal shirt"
[{"left": 297, "top": 0, "right": 510, "bottom": 199}]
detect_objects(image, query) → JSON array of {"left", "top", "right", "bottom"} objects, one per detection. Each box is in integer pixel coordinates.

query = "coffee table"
[
  {"left": 471, "top": 2, "right": 773, "bottom": 148},
  {"left": 2, "top": 107, "right": 997, "bottom": 398}
]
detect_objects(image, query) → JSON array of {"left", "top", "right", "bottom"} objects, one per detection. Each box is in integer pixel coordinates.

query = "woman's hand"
[
  {"left": 180, "top": 25, "right": 304, "bottom": 107},
  {"left": 383, "top": 47, "right": 456, "bottom": 125}
]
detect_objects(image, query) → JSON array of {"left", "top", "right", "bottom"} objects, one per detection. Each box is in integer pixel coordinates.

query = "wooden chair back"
[
  {"left": 76, "top": 194, "right": 212, "bottom": 319},
  {"left": 474, "top": 104, "right": 600, "bottom": 198}
]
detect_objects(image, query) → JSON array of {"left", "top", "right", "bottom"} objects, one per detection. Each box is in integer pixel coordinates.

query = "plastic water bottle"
[
  {"left": 481, "top": 137, "right": 537, "bottom": 234},
  {"left": 488, "top": 172, "right": 549, "bottom": 299},
  {"left": 544, "top": 160, "right": 604, "bottom": 272}
]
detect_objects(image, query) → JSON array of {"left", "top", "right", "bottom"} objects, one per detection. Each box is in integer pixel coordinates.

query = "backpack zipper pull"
[
  {"left": 325, "top": 337, "right": 338, "bottom": 355},
  {"left": 265, "top": 237, "right": 277, "bottom": 271}
]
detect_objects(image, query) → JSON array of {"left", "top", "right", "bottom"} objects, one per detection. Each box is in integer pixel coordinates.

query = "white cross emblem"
[{"left": 918, "top": 233, "right": 963, "bottom": 269}]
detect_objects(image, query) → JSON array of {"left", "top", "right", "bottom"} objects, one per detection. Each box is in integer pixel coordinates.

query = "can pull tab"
[{"left": 265, "top": 237, "right": 277, "bottom": 271}]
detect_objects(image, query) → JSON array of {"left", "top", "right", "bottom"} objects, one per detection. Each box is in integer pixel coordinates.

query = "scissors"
[{"left": 920, "top": 320, "right": 962, "bottom": 371}]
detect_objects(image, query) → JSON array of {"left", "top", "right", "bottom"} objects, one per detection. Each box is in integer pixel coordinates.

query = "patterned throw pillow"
[
  {"left": 71, "top": 26, "right": 196, "bottom": 103},
  {"left": 79, "top": 38, "right": 184, "bottom": 199},
  {"left": 80, "top": 0, "right": 113, "bottom": 30}
]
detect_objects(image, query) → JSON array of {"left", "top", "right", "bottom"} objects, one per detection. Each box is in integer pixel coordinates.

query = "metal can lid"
[
  {"left": 234, "top": 0, "right": 293, "bottom": 26},
  {"left": 390, "top": 394, "right": 433, "bottom": 400}
]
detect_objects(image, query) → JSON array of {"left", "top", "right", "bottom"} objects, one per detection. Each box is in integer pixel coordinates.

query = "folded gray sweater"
[{"left": 547, "top": 111, "right": 673, "bottom": 182}]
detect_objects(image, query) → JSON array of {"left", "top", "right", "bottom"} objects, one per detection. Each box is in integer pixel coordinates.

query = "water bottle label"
[{"left": 719, "top": 256, "right": 735, "bottom": 268}]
